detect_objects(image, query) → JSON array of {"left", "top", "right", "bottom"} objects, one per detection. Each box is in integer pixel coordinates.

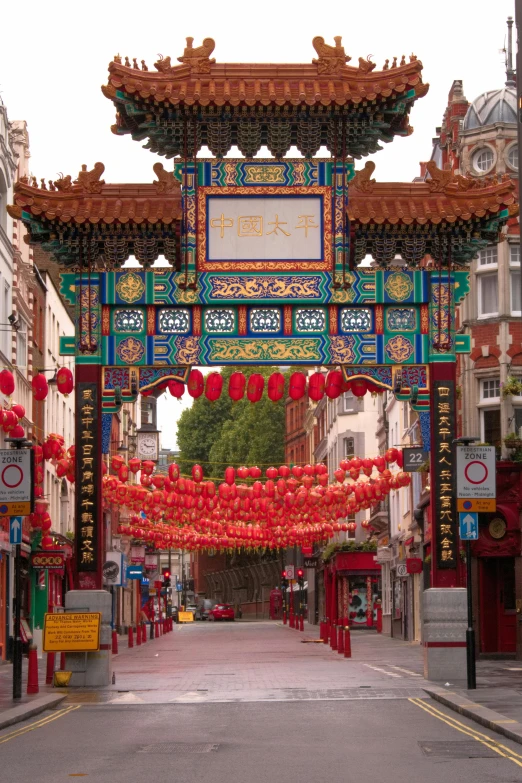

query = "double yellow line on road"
[
  {"left": 0, "top": 705, "right": 80, "bottom": 745},
  {"left": 409, "top": 697, "right": 522, "bottom": 769}
]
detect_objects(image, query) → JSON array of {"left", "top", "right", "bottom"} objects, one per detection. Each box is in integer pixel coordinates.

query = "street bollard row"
[{"left": 127, "top": 618, "right": 174, "bottom": 650}]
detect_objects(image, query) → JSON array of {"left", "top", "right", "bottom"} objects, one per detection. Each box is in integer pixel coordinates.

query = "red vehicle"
[{"left": 208, "top": 604, "right": 235, "bottom": 622}]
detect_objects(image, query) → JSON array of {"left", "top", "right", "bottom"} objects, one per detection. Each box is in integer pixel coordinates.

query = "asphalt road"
[{"left": 2, "top": 622, "right": 522, "bottom": 781}]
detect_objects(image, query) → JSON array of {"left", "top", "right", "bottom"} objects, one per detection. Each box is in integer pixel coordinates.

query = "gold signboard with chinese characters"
[
  {"left": 433, "top": 380, "right": 457, "bottom": 569},
  {"left": 198, "top": 186, "right": 333, "bottom": 272},
  {"left": 76, "top": 382, "right": 99, "bottom": 573}
]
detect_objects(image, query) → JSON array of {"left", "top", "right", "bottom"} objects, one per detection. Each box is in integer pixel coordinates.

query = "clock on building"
[{"left": 136, "top": 431, "right": 159, "bottom": 460}]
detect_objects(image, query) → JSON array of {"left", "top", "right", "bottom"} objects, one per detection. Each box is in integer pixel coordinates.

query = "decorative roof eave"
[
  {"left": 7, "top": 163, "right": 182, "bottom": 227},
  {"left": 348, "top": 162, "right": 517, "bottom": 227}
]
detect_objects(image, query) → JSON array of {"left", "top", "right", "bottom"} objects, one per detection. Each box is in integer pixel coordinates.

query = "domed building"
[{"left": 417, "top": 24, "right": 522, "bottom": 657}]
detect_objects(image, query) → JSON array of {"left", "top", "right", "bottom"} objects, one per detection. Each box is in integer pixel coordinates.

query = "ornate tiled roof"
[
  {"left": 102, "top": 37, "right": 429, "bottom": 158},
  {"left": 9, "top": 162, "right": 515, "bottom": 230},
  {"left": 348, "top": 162, "right": 517, "bottom": 225},
  {"left": 8, "top": 163, "right": 182, "bottom": 225},
  {"left": 104, "top": 39, "right": 426, "bottom": 108}
]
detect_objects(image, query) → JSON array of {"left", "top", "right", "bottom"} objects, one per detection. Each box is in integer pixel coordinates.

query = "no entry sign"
[{"left": 456, "top": 446, "right": 496, "bottom": 499}]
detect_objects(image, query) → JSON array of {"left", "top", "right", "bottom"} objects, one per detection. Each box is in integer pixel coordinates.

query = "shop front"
[{"left": 323, "top": 548, "right": 381, "bottom": 629}]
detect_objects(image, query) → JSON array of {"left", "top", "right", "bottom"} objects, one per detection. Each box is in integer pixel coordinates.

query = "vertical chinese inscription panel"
[
  {"left": 432, "top": 380, "right": 457, "bottom": 570},
  {"left": 75, "top": 381, "right": 100, "bottom": 579}
]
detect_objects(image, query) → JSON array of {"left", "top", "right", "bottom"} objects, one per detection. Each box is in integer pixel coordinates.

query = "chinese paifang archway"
[{"left": 8, "top": 37, "right": 516, "bottom": 622}]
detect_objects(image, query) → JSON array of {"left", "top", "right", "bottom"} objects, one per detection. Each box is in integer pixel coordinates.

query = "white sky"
[{"left": 0, "top": 0, "right": 516, "bottom": 447}]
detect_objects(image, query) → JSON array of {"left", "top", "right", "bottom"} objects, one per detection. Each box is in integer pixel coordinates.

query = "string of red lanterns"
[
  {"left": 156, "top": 369, "right": 386, "bottom": 404},
  {"left": 106, "top": 451, "right": 410, "bottom": 553}
]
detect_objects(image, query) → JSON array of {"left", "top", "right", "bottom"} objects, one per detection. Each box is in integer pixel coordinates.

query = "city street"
[{"left": 2, "top": 622, "right": 522, "bottom": 781}]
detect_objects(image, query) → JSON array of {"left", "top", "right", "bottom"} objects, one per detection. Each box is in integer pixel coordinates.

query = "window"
[
  {"left": 511, "top": 272, "right": 521, "bottom": 315},
  {"left": 343, "top": 390, "right": 358, "bottom": 413},
  {"left": 479, "top": 246, "right": 498, "bottom": 266},
  {"left": 508, "top": 145, "right": 519, "bottom": 171},
  {"left": 510, "top": 244, "right": 520, "bottom": 266},
  {"left": 481, "top": 408, "right": 501, "bottom": 448},
  {"left": 478, "top": 273, "right": 498, "bottom": 317},
  {"left": 15, "top": 319, "right": 27, "bottom": 373},
  {"left": 343, "top": 437, "right": 355, "bottom": 458},
  {"left": 473, "top": 148, "right": 494, "bottom": 173},
  {"left": 481, "top": 379, "right": 500, "bottom": 400}
]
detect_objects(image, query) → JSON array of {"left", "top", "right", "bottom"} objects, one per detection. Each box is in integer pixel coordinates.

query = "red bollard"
[
  {"left": 337, "top": 625, "right": 344, "bottom": 654},
  {"left": 60, "top": 652, "right": 66, "bottom": 671},
  {"left": 128, "top": 626, "right": 134, "bottom": 649},
  {"left": 376, "top": 602, "right": 383, "bottom": 634},
  {"left": 142, "top": 623, "right": 147, "bottom": 643},
  {"left": 27, "top": 645, "right": 39, "bottom": 694},
  {"left": 45, "top": 652, "right": 55, "bottom": 685},
  {"left": 299, "top": 615, "right": 304, "bottom": 632},
  {"left": 136, "top": 623, "right": 142, "bottom": 645},
  {"left": 325, "top": 621, "right": 330, "bottom": 644},
  {"left": 112, "top": 630, "right": 118, "bottom": 655},
  {"left": 155, "top": 621, "right": 160, "bottom": 638},
  {"left": 330, "top": 624, "right": 338, "bottom": 651},
  {"left": 283, "top": 610, "right": 287, "bottom": 625},
  {"left": 344, "top": 626, "right": 352, "bottom": 658},
  {"left": 289, "top": 613, "right": 294, "bottom": 628}
]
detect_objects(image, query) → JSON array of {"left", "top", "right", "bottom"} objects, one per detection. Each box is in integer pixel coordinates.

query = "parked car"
[{"left": 208, "top": 604, "right": 235, "bottom": 621}]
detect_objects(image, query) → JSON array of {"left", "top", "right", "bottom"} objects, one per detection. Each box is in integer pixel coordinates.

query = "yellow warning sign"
[
  {"left": 178, "top": 611, "right": 194, "bottom": 623},
  {"left": 43, "top": 612, "right": 101, "bottom": 652}
]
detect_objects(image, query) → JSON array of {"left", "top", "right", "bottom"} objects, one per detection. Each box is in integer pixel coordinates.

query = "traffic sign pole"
[{"left": 466, "top": 539, "right": 476, "bottom": 690}]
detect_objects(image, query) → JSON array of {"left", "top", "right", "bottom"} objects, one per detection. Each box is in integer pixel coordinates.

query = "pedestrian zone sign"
[
  {"left": 0, "top": 449, "right": 32, "bottom": 516},
  {"left": 456, "top": 446, "right": 496, "bottom": 499},
  {"left": 459, "top": 512, "right": 479, "bottom": 541}
]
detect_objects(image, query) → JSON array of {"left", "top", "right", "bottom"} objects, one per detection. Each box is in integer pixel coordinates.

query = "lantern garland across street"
[{"left": 104, "top": 451, "right": 410, "bottom": 553}]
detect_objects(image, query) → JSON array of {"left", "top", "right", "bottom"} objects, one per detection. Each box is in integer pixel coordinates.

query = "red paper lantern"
[
  {"left": 351, "top": 379, "right": 367, "bottom": 398},
  {"left": 11, "top": 403, "right": 25, "bottom": 420},
  {"left": 129, "top": 458, "right": 141, "bottom": 474},
  {"left": 56, "top": 367, "right": 74, "bottom": 396},
  {"left": 325, "top": 370, "right": 343, "bottom": 399},
  {"left": 247, "top": 373, "right": 264, "bottom": 403},
  {"left": 385, "top": 447, "right": 399, "bottom": 464},
  {"left": 32, "top": 373, "right": 49, "bottom": 401},
  {"left": 0, "top": 370, "right": 14, "bottom": 397},
  {"left": 308, "top": 372, "right": 325, "bottom": 402},
  {"left": 192, "top": 464, "right": 204, "bottom": 483},
  {"left": 10, "top": 424, "right": 25, "bottom": 439},
  {"left": 228, "top": 372, "right": 246, "bottom": 402},
  {"left": 224, "top": 466, "right": 236, "bottom": 485},
  {"left": 41, "top": 535, "right": 54, "bottom": 550},
  {"left": 168, "top": 380, "right": 185, "bottom": 399},
  {"left": 288, "top": 372, "right": 306, "bottom": 401},
  {"left": 168, "top": 463, "right": 180, "bottom": 481},
  {"left": 2, "top": 410, "right": 17, "bottom": 431},
  {"left": 141, "top": 460, "right": 155, "bottom": 476},
  {"left": 205, "top": 372, "right": 223, "bottom": 402},
  {"left": 267, "top": 372, "right": 285, "bottom": 402},
  {"left": 187, "top": 369, "right": 205, "bottom": 399}
]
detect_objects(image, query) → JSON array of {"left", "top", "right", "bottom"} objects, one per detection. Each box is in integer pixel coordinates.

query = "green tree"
[{"left": 177, "top": 366, "right": 286, "bottom": 479}]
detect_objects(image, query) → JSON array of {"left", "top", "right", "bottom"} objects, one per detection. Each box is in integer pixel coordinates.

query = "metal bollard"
[
  {"left": 26, "top": 645, "right": 39, "bottom": 694},
  {"left": 344, "top": 626, "right": 352, "bottom": 658},
  {"left": 46, "top": 652, "right": 55, "bottom": 685},
  {"left": 337, "top": 624, "right": 344, "bottom": 654}
]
